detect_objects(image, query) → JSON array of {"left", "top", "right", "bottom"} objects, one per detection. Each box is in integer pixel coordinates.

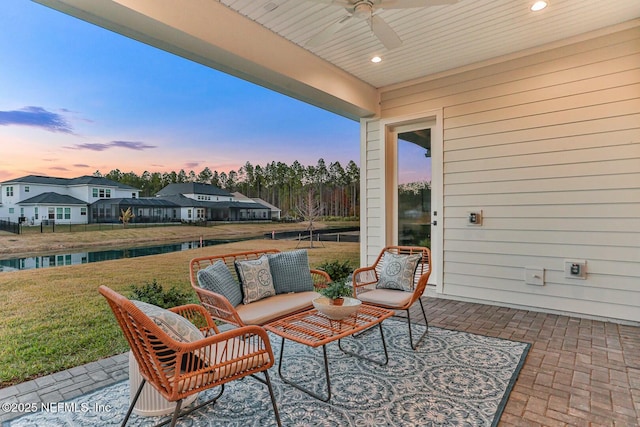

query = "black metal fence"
[{"left": 0, "top": 219, "right": 20, "bottom": 234}]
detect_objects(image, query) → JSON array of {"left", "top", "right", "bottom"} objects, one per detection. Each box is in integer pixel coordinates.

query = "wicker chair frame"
[
  {"left": 99, "top": 285, "right": 281, "bottom": 427},
  {"left": 352, "top": 245, "right": 432, "bottom": 350}
]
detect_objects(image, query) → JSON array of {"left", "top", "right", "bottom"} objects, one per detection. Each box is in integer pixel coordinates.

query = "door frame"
[{"left": 378, "top": 109, "right": 443, "bottom": 291}]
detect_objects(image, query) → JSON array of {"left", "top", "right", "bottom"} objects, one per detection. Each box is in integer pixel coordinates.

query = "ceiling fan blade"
[
  {"left": 306, "top": 14, "right": 353, "bottom": 47},
  {"left": 378, "top": 0, "right": 458, "bottom": 8},
  {"left": 371, "top": 15, "right": 402, "bottom": 50}
]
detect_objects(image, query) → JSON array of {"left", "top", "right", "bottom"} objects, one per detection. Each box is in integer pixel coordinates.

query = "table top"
[{"left": 264, "top": 304, "right": 394, "bottom": 348}]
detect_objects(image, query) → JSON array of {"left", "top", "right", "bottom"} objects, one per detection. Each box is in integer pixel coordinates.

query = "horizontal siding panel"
[
  {"left": 445, "top": 68, "right": 640, "bottom": 119},
  {"left": 444, "top": 204, "right": 640, "bottom": 218},
  {"left": 444, "top": 253, "right": 640, "bottom": 278},
  {"left": 444, "top": 240, "right": 639, "bottom": 263},
  {"left": 444, "top": 83, "right": 640, "bottom": 129},
  {"left": 444, "top": 228, "right": 640, "bottom": 247},
  {"left": 445, "top": 128, "right": 640, "bottom": 162},
  {"left": 444, "top": 98, "right": 640, "bottom": 140},
  {"left": 444, "top": 158, "right": 640, "bottom": 184},
  {"left": 444, "top": 263, "right": 640, "bottom": 292},
  {"left": 445, "top": 114, "right": 640, "bottom": 151},
  {"left": 442, "top": 217, "right": 639, "bottom": 233},
  {"left": 444, "top": 172, "right": 640, "bottom": 194},
  {"left": 444, "top": 188, "right": 640, "bottom": 206}
]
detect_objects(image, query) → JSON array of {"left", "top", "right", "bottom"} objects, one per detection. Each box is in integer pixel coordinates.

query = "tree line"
[{"left": 95, "top": 159, "right": 360, "bottom": 219}]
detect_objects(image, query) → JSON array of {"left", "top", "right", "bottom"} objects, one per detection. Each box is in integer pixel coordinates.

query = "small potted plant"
[{"left": 318, "top": 279, "right": 353, "bottom": 306}]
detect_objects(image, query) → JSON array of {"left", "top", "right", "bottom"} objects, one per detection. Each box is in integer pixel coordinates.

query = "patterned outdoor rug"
[{"left": 7, "top": 320, "right": 529, "bottom": 426}]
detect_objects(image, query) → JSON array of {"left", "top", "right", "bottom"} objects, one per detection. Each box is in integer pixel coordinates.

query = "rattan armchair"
[
  {"left": 99, "top": 286, "right": 281, "bottom": 427},
  {"left": 352, "top": 246, "right": 431, "bottom": 350}
]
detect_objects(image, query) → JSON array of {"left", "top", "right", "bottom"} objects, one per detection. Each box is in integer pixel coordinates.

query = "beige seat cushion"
[
  {"left": 236, "top": 291, "right": 320, "bottom": 325},
  {"left": 176, "top": 337, "right": 271, "bottom": 393},
  {"left": 357, "top": 288, "right": 412, "bottom": 307}
]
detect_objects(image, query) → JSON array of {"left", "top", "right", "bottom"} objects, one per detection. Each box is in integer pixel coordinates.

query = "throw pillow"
[
  {"left": 132, "top": 300, "right": 203, "bottom": 343},
  {"left": 197, "top": 260, "right": 243, "bottom": 307},
  {"left": 235, "top": 255, "right": 276, "bottom": 304},
  {"left": 267, "top": 250, "right": 314, "bottom": 294},
  {"left": 376, "top": 252, "right": 421, "bottom": 292}
]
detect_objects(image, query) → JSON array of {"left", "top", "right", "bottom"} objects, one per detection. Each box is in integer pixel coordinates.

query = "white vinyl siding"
[
  {"left": 361, "top": 118, "right": 385, "bottom": 267},
  {"left": 370, "top": 25, "right": 640, "bottom": 322}
]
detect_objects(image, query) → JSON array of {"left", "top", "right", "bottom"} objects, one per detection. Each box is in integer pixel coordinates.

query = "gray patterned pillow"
[
  {"left": 235, "top": 255, "right": 276, "bottom": 304},
  {"left": 268, "top": 250, "right": 314, "bottom": 294},
  {"left": 376, "top": 252, "right": 421, "bottom": 292},
  {"left": 132, "top": 300, "right": 203, "bottom": 342},
  {"left": 197, "top": 260, "right": 243, "bottom": 307}
]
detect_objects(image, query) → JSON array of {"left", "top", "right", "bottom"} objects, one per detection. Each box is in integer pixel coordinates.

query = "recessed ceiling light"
[
  {"left": 371, "top": 56, "right": 382, "bottom": 63},
  {"left": 530, "top": 1, "right": 548, "bottom": 11}
]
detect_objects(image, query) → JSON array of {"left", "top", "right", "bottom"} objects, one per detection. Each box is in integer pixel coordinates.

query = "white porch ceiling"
[
  {"left": 34, "top": 0, "right": 640, "bottom": 119},
  {"left": 219, "top": 0, "right": 640, "bottom": 88}
]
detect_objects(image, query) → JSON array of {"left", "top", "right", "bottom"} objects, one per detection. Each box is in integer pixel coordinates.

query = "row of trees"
[{"left": 95, "top": 159, "right": 360, "bottom": 218}]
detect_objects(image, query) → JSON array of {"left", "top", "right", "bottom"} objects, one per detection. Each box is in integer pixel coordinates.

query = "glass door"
[{"left": 397, "top": 129, "right": 432, "bottom": 248}]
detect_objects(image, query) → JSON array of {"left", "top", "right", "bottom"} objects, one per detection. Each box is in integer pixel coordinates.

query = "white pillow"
[{"left": 132, "top": 300, "right": 203, "bottom": 342}]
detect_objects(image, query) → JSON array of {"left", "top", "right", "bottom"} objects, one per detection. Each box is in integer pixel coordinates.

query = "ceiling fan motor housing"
[{"left": 353, "top": 1, "right": 374, "bottom": 19}]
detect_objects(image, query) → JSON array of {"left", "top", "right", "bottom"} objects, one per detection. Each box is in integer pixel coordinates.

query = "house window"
[
  {"left": 80, "top": 207, "right": 87, "bottom": 216},
  {"left": 105, "top": 189, "right": 111, "bottom": 198},
  {"left": 99, "top": 189, "right": 105, "bottom": 198},
  {"left": 93, "top": 188, "right": 98, "bottom": 197},
  {"left": 48, "top": 207, "right": 55, "bottom": 219},
  {"left": 9, "top": 208, "right": 14, "bottom": 214},
  {"left": 35, "top": 207, "right": 39, "bottom": 220},
  {"left": 131, "top": 193, "right": 136, "bottom": 199},
  {"left": 25, "top": 186, "right": 29, "bottom": 193},
  {"left": 64, "top": 208, "right": 71, "bottom": 220},
  {"left": 56, "top": 208, "right": 63, "bottom": 220},
  {"left": 187, "top": 209, "right": 192, "bottom": 219},
  {"left": 6, "top": 186, "right": 13, "bottom": 197}
]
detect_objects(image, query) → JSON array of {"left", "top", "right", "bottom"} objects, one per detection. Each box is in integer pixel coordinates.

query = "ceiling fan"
[{"left": 305, "top": 0, "right": 458, "bottom": 50}]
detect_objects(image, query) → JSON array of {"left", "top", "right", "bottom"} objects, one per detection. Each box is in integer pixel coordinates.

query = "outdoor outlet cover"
[{"left": 525, "top": 267, "right": 545, "bottom": 286}]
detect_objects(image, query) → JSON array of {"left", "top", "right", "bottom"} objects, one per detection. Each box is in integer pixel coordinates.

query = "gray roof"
[
  {"left": 154, "top": 194, "right": 212, "bottom": 207},
  {"left": 154, "top": 194, "right": 268, "bottom": 210},
  {"left": 156, "top": 183, "right": 231, "bottom": 197},
  {"left": 1, "top": 175, "right": 138, "bottom": 190},
  {"left": 18, "top": 192, "right": 86, "bottom": 205}
]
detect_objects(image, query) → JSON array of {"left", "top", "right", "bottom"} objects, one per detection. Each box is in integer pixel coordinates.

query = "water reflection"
[{"left": 0, "top": 239, "right": 235, "bottom": 272}]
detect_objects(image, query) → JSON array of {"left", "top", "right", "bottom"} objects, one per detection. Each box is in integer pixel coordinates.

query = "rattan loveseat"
[{"left": 190, "top": 249, "right": 331, "bottom": 327}]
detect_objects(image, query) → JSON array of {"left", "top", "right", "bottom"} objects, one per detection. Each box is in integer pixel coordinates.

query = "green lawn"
[{"left": 0, "top": 239, "right": 358, "bottom": 386}]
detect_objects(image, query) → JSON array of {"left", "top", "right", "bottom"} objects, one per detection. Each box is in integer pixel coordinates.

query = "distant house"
[
  {"left": 232, "top": 193, "right": 281, "bottom": 220},
  {"left": 157, "top": 184, "right": 272, "bottom": 222},
  {"left": 0, "top": 175, "right": 139, "bottom": 225}
]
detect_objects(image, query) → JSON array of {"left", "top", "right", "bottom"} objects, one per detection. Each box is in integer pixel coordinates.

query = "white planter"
[{"left": 128, "top": 351, "right": 198, "bottom": 417}]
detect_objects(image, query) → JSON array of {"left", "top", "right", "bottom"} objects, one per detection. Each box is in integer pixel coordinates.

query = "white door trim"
[{"left": 378, "top": 109, "right": 443, "bottom": 292}]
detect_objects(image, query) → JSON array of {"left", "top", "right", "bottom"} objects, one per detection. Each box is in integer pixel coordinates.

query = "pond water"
[{"left": 0, "top": 238, "right": 240, "bottom": 272}]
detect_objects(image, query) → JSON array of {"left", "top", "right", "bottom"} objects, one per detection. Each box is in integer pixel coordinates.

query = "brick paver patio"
[{"left": 1, "top": 298, "right": 638, "bottom": 425}]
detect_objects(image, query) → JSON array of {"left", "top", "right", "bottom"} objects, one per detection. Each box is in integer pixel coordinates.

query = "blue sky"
[{"left": 0, "top": 0, "right": 430, "bottom": 184}]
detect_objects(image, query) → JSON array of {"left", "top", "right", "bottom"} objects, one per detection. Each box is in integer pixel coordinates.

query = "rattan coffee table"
[{"left": 264, "top": 303, "right": 394, "bottom": 401}]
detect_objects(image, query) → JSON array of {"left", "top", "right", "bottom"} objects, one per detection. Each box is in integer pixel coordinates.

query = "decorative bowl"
[{"left": 312, "top": 297, "right": 362, "bottom": 320}]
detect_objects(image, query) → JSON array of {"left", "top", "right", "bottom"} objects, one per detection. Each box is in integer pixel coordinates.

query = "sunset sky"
[{"left": 0, "top": 0, "right": 429, "bottom": 184}]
